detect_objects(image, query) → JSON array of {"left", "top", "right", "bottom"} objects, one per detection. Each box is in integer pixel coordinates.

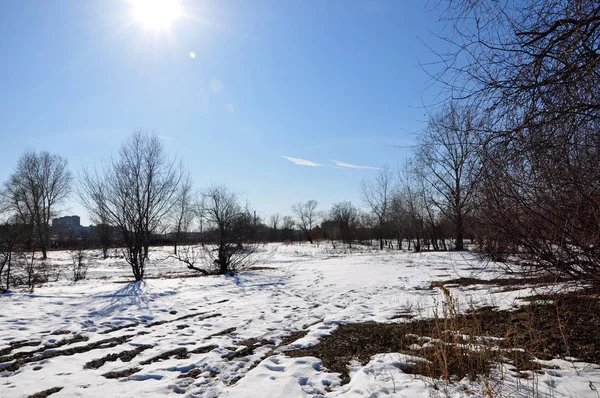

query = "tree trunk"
[
  {"left": 6, "top": 253, "right": 11, "bottom": 290},
  {"left": 455, "top": 213, "right": 464, "bottom": 251}
]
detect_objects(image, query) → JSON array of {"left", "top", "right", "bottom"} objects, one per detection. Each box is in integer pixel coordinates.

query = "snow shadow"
[{"left": 86, "top": 281, "right": 175, "bottom": 319}]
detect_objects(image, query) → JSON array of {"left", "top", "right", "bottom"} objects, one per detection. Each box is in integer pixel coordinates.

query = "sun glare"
[{"left": 132, "top": 0, "right": 182, "bottom": 30}]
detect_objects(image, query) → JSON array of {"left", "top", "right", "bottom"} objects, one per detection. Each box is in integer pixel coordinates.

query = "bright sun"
[{"left": 132, "top": 0, "right": 182, "bottom": 30}]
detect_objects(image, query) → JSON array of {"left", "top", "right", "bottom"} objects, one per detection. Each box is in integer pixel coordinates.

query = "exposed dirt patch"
[
  {"left": 1, "top": 335, "right": 131, "bottom": 372},
  {"left": 279, "top": 330, "right": 309, "bottom": 347},
  {"left": 389, "top": 313, "right": 415, "bottom": 320},
  {"left": 431, "top": 273, "right": 569, "bottom": 289},
  {"left": 472, "top": 290, "right": 600, "bottom": 363},
  {"left": 0, "top": 335, "right": 88, "bottom": 364},
  {"left": 288, "top": 289, "right": 600, "bottom": 384},
  {"left": 0, "top": 339, "right": 41, "bottom": 356},
  {"left": 84, "top": 345, "right": 153, "bottom": 369},
  {"left": 140, "top": 347, "right": 189, "bottom": 365},
  {"left": 177, "top": 366, "right": 220, "bottom": 379},
  {"left": 102, "top": 367, "right": 141, "bottom": 379},
  {"left": 177, "top": 368, "right": 204, "bottom": 379},
  {"left": 99, "top": 323, "right": 139, "bottom": 334},
  {"left": 27, "top": 387, "right": 63, "bottom": 398},
  {"left": 208, "top": 327, "right": 236, "bottom": 338},
  {"left": 288, "top": 322, "right": 419, "bottom": 384},
  {"left": 50, "top": 330, "right": 71, "bottom": 336},
  {"left": 223, "top": 338, "right": 271, "bottom": 360},
  {"left": 189, "top": 344, "right": 219, "bottom": 354},
  {"left": 146, "top": 312, "right": 221, "bottom": 328}
]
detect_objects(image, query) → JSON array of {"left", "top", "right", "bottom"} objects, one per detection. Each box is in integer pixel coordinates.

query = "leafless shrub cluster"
[{"left": 427, "top": 0, "right": 600, "bottom": 285}]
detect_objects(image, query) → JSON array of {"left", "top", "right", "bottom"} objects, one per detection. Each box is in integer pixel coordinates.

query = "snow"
[{"left": 0, "top": 243, "right": 598, "bottom": 397}]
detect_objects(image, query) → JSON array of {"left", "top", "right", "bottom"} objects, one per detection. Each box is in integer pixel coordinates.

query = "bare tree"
[
  {"left": 171, "top": 174, "right": 194, "bottom": 255},
  {"left": 329, "top": 201, "right": 359, "bottom": 247},
  {"left": 86, "top": 197, "right": 113, "bottom": 260},
  {"left": 0, "top": 215, "right": 26, "bottom": 290},
  {"left": 291, "top": 200, "right": 321, "bottom": 244},
  {"left": 268, "top": 213, "right": 281, "bottom": 242},
  {"left": 2, "top": 150, "right": 72, "bottom": 259},
  {"left": 397, "top": 163, "right": 428, "bottom": 252},
  {"left": 200, "top": 185, "right": 260, "bottom": 274},
  {"left": 281, "top": 215, "right": 295, "bottom": 241},
  {"left": 360, "top": 166, "right": 394, "bottom": 250},
  {"left": 95, "top": 222, "right": 113, "bottom": 260},
  {"left": 435, "top": 0, "right": 600, "bottom": 283},
  {"left": 68, "top": 235, "right": 88, "bottom": 282},
  {"left": 388, "top": 194, "right": 406, "bottom": 250},
  {"left": 79, "top": 131, "right": 183, "bottom": 281},
  {"left": 416, "top": 104, "right": 482, "bottom": 250}
]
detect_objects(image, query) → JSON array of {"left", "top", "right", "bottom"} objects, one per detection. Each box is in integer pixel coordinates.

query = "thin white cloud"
[
  {"left": 209, "top": 78, "right": 223, "bottom": 93},
  {"left": 281, "top": 156, "right": 322, "bottom": 167},
  {"left": 330, "top": 159, "right": 380, "bottom": 170},
  {"left": 225, "top": 104, "right": 234, "bottom": 112}
]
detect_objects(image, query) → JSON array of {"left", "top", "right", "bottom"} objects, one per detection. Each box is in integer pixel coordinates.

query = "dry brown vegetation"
[{"left": 288, "top": 285, "right": 600, "bottom": 386}]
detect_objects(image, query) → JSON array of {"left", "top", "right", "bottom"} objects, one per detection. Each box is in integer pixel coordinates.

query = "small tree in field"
[
  {"left": 361, "top": 166, "right": 394, "bottom": 250},
  {"left": 2, "top": 150, "right": 72, "bottom": 259},
  {"left": 291, "top": 200, "right": 321, "bottom": 244},
  {"left": 281, "top": 215, "right": 295, "bottom": 241},
  {"left": 68, "top": 236, "right": 88, "bottom": 282},
  {"left": 329, "top": 201, "right": 359, "bottom": 247},
  {"left": 200, "top": 185, "right": 261, "bottom": 274},
  {"left": 171, "top": 174, "right": 194, "bottom": 255},
  {"left": 79, "top": 131, "right": 183, "bottom": 281},
  {"left": 268, "top": 213, "right": 281, "bottom": 242},
  {"left": 0, "top": 215, "right": 25, "bottom": 290},
  {"left": 95, "top": 223, "right": 113, "bottom": 260}
]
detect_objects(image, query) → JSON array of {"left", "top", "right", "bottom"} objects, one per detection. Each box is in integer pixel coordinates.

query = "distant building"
[
  {"left": 52, "top": 215, "right": 81, "bottom": 229},
  {"left": 51, "top": 216, "right": 83, "bottom": 245}
]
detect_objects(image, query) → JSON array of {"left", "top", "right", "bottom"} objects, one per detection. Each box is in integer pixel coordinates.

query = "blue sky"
[{"left": 0, "top": 0, "right": 444, "bottom": 225}]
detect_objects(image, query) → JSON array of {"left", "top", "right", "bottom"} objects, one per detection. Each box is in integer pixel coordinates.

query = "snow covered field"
[{"left": 0, "top": 243, "right": 598, "bottom": 397}]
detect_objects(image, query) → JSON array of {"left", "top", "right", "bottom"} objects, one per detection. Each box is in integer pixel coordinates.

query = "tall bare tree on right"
[
  {"left": 415, "top": 104, "right": 482, "bottom": 251},
  {"left": 437, "top": 0, "right": 600, "bottom": 283}
]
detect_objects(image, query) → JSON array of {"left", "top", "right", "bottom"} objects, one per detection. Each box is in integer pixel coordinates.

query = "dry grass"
[{"left": 288, "top": 285, "right": 600, "bottom": 388}]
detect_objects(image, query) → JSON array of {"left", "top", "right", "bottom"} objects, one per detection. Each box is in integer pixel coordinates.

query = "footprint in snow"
[
  {"left": 127, "top": 374, "right": 164, "bottom": 381},
  {"left": 298, "top": 376, "right": 308, "bottom": 386},
  {"left": 269, "top": 357, "right": 282, "bottom": 365},
  {"left": 265, "top": 364, "right": 285, "bottom": 372}
]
